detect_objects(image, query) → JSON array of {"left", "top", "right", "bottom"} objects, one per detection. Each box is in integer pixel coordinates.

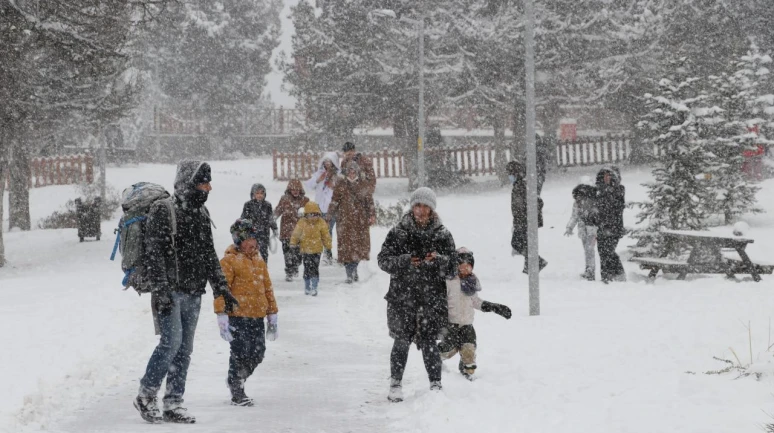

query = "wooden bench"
[{"left": 631, "top": 230, "right": 769, "bottom": 282}]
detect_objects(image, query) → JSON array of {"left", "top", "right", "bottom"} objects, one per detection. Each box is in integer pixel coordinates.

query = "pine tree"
[
  {"left": 632, "top": 62, "right": 715, "bottom": 255},
  {"left": 701, "top": 47, "right": 767, "bottom": 223}
]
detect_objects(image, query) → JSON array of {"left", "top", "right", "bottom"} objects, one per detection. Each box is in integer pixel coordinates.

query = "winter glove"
[
  {"left": 272, "top": 228, "right": 279, "bottom": 238},
  {"left": 214, "top": 286, "right": 240, "bottom": 314},
  {"left": 153, "top": 290, "right": 174, "bottom": 315},
  {"left": 481, "top": 301, "right": 512, "bottom": 319},
  {"left": 217, "top": 314, "right": 234, "bottom": 342},
  {"left": 564, "top": 228, "right": 573, "bottom": 237},
  {"left": 266, "top": 314, "right": 278, "bottom": 341}
]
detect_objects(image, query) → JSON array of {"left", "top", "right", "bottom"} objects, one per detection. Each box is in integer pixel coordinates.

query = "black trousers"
[
  {"left": 302, "top": 253, "right": 321, "bottom": 280},
  {"left": 597, "top": 233, "right": 624, "bottom": 280},
  {"left": 390, "top": 338, "right": 442, "bottom": 383},
  {"left": 281, "top": 239, "right": 301, "bottom": 276},
  {"left": 227, "top": 317, "right": 266, "bottom": 389},
  {"left": 511, "top": 227, "right": 545, "bottom": 263}
]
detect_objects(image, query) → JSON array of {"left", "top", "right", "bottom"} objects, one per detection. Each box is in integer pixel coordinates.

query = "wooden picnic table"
[{"left": 630, "top": 229, "right": 772, "bottom": 282}]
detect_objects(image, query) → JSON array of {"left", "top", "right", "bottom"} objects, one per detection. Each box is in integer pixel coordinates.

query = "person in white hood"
[
  {"left": 439, "top": 247, "right": 512, "bottom": 380},
  {"left": 304, "top": 152, "right": 340, "bottom": 262}
]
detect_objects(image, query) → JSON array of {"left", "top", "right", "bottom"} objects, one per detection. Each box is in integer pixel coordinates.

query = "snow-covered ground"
[{"left": 2, "top": 158, "right": 774, "bottom": 433}]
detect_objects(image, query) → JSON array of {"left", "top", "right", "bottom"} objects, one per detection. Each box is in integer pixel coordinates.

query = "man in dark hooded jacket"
[
  {"left": 507, "top": 161, "right": 547, "bottom": 273},
  {"left": 595, "top": 167, "right": 626, "bottom": 282},
  {"left": 241, "top": 183, "right": 278, "bottom": 263},
  {"left": 378, "top": 187, "right": 457, "bottom": 402},
  {"left": 134, "top": 160, "right": 239, "bottom": 424}
]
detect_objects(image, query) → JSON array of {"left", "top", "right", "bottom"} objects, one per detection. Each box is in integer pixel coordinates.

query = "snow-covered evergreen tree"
[
  {"left": 701, "top": 47, "right": 768, "bottom": 223},
  {"left": 632, "top": 62, "right": 715, "bottom": 255}
]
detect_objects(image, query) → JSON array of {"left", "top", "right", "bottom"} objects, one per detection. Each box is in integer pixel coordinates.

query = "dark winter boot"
[
  {"left": 353, "top": 267, "right": 359, "bottom": 282},
  {"left": 429, "top": 381, "right": 443, "bottom": 391},
  {"left": 522, "top": 257, "right": 548, "bottom": 274},
  {"left": 134, "top": 395, "right": 162, "bottom": 424},
  {"left": 230, "top": 385, "right": 254, "bottom": 407},
  {"left": 285, "top": 273, "right": 293, "bottom": 282},
  {"left": 387, "top": 378, "right": 403, "bottom": 403},
  {"left": 162, "top": 406, "right": 196, "bottom": 424}
]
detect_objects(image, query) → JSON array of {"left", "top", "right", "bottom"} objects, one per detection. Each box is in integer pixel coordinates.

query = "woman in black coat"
[
  {"left": 377, "top": 187, "right": 457, "bottom": 402},
  {"left": 595, "top": 167, "right": 626, "bottom": 282}
]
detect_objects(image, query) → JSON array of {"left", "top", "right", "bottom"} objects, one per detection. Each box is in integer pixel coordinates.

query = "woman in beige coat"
[{"left": 329, "top": 163, "right": 375, "bottom": 283}]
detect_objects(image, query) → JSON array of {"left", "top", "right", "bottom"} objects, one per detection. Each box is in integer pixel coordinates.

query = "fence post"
[{"left": 271, "top": 149, "right": 279, "bottom": 180}]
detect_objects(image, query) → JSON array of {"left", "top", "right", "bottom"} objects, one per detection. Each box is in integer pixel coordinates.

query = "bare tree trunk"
[
  {"left": 8, "top": 133, "right": 31, "bottom": 231},
  {"left": 0, "top": 122, "right": 9, "bottom": 266},
  {"left": 493, "top": 114, "right": 508, "bottom": 184},
  {"left": 511, "top": 100, "right": 526, "bottom": 162}
]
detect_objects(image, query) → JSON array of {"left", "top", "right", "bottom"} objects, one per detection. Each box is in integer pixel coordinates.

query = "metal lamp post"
[
  {"left": 368, "top": 8, "right": 426, "bottom": 187},
  {"left": 524, "top": 0, "right": 540, "bottom": 316}
]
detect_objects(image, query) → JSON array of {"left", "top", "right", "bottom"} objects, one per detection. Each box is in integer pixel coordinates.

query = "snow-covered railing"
[
  {"left": 556, "top": 135, "right": 630, "bottom": 167},
  {"left": 29, "top": 154, "right": 94, "bottom": 187}
]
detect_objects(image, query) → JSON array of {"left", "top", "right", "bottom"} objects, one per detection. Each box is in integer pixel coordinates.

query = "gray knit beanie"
[{"left": 410, "top": 187, "right": 437, "bottom": 211}]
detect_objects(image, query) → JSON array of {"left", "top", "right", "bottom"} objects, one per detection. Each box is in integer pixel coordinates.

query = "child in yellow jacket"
[
  {"left": 290, "top": 202, "right": 332, "bottom": 296},
  {"left": 215, "top": 218, "right": 279, "bottom": 407}
]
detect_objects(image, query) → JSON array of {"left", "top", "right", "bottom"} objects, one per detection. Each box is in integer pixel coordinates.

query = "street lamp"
[
  {"left": 524, "top": 0, "right": 539, "bottom": 316},
  {"left": 368, "top": 7, "right": 426, "bottom": 187}
]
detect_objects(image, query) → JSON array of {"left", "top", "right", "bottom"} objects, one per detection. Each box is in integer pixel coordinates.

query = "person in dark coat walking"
[
  {"left": 595, "top": 167, "right": 626, "bottom": 283},
  {"left": 378, "top": 187, "right": 457, "bottom": 402},
  {"left": 134, "top": 160, "right": 239, "bottom": 424},
  {"left": 507, "top": 161, "right": 547, "bottom": 274},
  {"left": 241, "top": 184, "right": 278, "bottom": 263}
]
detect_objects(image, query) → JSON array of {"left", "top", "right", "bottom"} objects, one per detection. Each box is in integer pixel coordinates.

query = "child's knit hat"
[
  {"left": 410, "top": 187, "right": 437, "bottom": 211},
  {"left": 457, "top": 247, "right": 474, "bottom": 268},
  {"left": 230, "top": 218, "right": 258, "bottom": 246}
]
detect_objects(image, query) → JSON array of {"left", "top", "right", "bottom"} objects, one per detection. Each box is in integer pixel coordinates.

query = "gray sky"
[{"left": 265, "top": 0, "right": 299, "bottom": 108}]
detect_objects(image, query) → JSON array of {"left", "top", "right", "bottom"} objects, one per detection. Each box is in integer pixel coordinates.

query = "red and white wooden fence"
[
  {"left": 273, "top": 136, "right": 633, "bottom": 181},
  {"left": 4, "top": 154, "right": 94, "bottom": 188},
  {"left": 555, "top": 135, "right": 630, "bottom": 167}
]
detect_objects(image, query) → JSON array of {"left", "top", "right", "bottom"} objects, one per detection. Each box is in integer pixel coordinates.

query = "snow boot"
[
  {"left": 581, "top": 267, "right": 595, "bottom": 281},
  {"left": 310, "top": 277, "right": 319, "bottom": 296},
  {"left": 429, "top": 381, "right": 443, "bottom": 391},
  {"left": 522, "top": 257, "right": 548, "bottom": 274},
  {"left": 304, "top": 278, "right": 311, "bottom": 295},
  {"left": 285, "top": 274, "right": 293, "bottom": 282},
  {"left": 458, "top": 360, "right": 477, "bottom": 380},
  {"left": 387, "top": 378, "right": 403, "bottom": 403},
  {"left": 162, "top": 406, "right": 196, "bottom": 424},
  {"left": 134, "top": 395, "right": 162, "bottom": 424},
  {"left": 353, "top": 267, "right": 359, "bottom": 282},
  {"left": 230, "top": 386, "right": 254, "bottom": 407}
]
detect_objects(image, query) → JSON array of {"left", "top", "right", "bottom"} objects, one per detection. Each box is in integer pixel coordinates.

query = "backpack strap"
[{"left": 109, "top": 216, "right": 147, "bottom": 261}]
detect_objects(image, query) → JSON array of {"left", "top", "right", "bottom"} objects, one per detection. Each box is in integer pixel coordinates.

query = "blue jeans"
[
  {"left": 139, "top": 292, "right": 201, "bottom": 409},
  {"left": 227, "top": 317, "right": 266, "bottom": 389}
]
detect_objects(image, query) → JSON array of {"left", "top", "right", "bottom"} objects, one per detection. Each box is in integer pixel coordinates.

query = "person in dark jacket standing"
[
  {"left": 595, "top": 167, "right": 626, "bottom": 283},
  {"left": 241, "top": 183, "right": 278, "bottom": 263},
  {"left": 134, "top": 160, "right": 239, "bottom": 424},
  {"left": 378, "top": 187, "right": 457, "bottom": 402},
  {"left": 507, "top": 161, "right": 547, "bottom": 274}
]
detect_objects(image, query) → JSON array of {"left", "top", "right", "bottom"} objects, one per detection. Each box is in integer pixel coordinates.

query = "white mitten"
[
  {"left": 217, "top": 314, "right": 234, "bottom": 342},
  {"left": 266, "top": 314, "right": 278, "bottom": 341}
]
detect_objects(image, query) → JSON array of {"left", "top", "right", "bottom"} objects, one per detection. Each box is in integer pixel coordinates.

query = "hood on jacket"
[
  {"left": 317, "top": 152, "right": 340, "bottom": 172},
  {"left": 285, "top": 179, "right": 305, "bottom": 196},
  {"left": 250, "top": 183, "right": 267, "bottom": 199},
  {"left": 174, "top": 160, "right": 210, "bottom": 194},
  {"left": 304, "top": 201, "right": 322, "bottom": 215},
  {"left": 596, "top": 167, "right": 620, "bottom": 187}
]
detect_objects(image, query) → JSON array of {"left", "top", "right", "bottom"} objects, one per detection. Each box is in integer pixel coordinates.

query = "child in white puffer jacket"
[{"left": 439, "top": 247, "right": 512, "bottom": 380}]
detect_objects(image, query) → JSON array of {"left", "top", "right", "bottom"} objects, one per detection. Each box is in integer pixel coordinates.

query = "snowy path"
[
  {"left": 54, "top": 267, "right": 392, "bottom": 433},
  {"left": 4, "top": 159, "right": 774, "bottom": 433}
]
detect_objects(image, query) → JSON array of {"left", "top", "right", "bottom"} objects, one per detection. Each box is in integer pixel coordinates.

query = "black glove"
[
  {"left": 219, "top": 290, "right": 240, "bottom": 314},
  {"left": 481, "top": 301, "right": 512, "bottom": 319},
  {"left": 153, "top": 290, "right": 174, "bottom": 315}
]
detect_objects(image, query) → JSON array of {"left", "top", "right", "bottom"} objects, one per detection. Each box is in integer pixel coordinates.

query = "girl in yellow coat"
[
  {"left": 290, "top": 202, "right": 332, "bottom": 296},
  {"left": 215, "top": 219, "right": 278, "bottom": 406}
]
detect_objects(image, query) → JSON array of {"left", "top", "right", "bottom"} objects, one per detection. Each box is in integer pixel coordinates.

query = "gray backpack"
[{"left": 110, "top": 182, "right": 175, "bottom": 294}]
